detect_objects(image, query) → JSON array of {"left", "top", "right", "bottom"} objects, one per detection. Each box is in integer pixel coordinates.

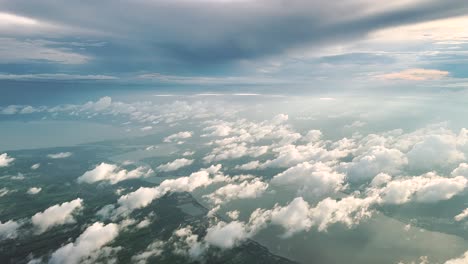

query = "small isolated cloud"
[
  {"left": 31, "top": 198, "right": 83, "bottom": 233},
  {"left": 27, "top": 187, "right": 42, "bottom": 195},
  {"left": 235, "top": 161, "right": 261, "bottom": 170},
  {"left": 77, "top": 162, "right": 154, "bottom": 184},
  {"left": 0, "top": 188, "right": 9, "bottom": 197},
  {"left": 182, "top": 151, "right": 195, "bottom": 156},
  {"left": 0, "top": 220, "right": 21, "bottom": 240},
  {"left": 377, "top": 68, "right": 449, "bottom": 81},
  {"left": 345, "top": 120, "right": 366, "bottom": 129},
  {"left": 164, "top": 131, "right": 193, "bottom": 142},
  {"left": 226, "top": 210, "right": 240, "bottom": 220},
  {"left": 454, "top": 208, "right": 468, "bottom": 222},
  {"left": 131, "top": 240, "right": 164, "bottom": 264},
  {"left": 0, "top": 153, "right": 15, "bottom": 167},
  {"left": 48, "top": 222, "right": 119, "bottom": 264},
  {"left": 157, "top": 158, "right": 194, "bottom": 172},
  {"left": 47, "top": 152, "right": 72, "bottom": 159}
]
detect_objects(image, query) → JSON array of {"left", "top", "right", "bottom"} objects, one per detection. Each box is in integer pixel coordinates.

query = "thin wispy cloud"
[{"left": 377, "top": 68, "right": 450, "bottom": 81}]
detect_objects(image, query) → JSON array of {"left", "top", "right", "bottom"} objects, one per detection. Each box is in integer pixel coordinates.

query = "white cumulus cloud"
[
  {"left": 49, "top": 222, "right": 119, "bottom": 264},
  {"left": 0, "top": 153, "right": 15, "bottom": 167},
  {"left": 164, "top": 131, "right": 193, "bottom": 142},
  {"left": 156, "top": 158, "right": 194, "bottom": 172},
  {"left": 31, "top": 198, "right": 83, "bottom": 233},
  {"left": 77, "top": 162, "right": 154, "bottom": 184}
]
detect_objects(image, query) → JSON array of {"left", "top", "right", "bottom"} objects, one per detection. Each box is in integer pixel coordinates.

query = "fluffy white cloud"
[
  {"left": 303, "top": 130, "right": 322, "bottom": 143},
  {"left": 445, "top": 251, "right": 468, "bottom": 264},
  {"left": 407, "top": 135, "right": 464, "bottom": 171},
  {"left": 47, "top": 152, "right": 73, "bottom": 159},
  {"left": 49, "top": 222, "right": 119, "bottom": 264},
  {"left": 164, "top": 131, "right": 193, "bottom": 142},
  {"left": 261, "top": 139, "right": 353, "bottom": 168},
  {"left": 227, "top": 196, "right": 376, "bottom": 239},
  {"left": 77, "top": 163, "right": 153, "bottom": 184},
  {"left": 0, "top": 153, "right": 15, "bottom": 167},
  {"left": 370, "top": 173, "right": 392, "bottom": 187},
  {"left": 235, "top": 161, "right": 261, "bottom": 170},
  {"left": 204, "top": 178, "right": 268, "bottom": 205},
  {"left": 173, "top": 226, "right": 206, "bottom": 259},
  {"left": 156, "top": 158, "right": 194, "bottom": 172},
  {"left": 375, "top": 173, "right": 467, "bottom": 204},
  {"left": 0, "top": 220, "right": 21, "bottom": 240},
  {"left": 82, "top": 96, "right": 112, "bottom": 111},
  {"left": 204, "top": 221, "right": 249, "bottom": 249},
  {"left": 27, "top": 187, "right": 42, "bottom": 195},
  {"left": 182, "top": 151, "right": 195, "bottom": 156},
  {"left": 136, "top": 218, "right": 151, "bottom": 229},
  {"left": 269, "top": 197, "right": 312, "bottom": 237},
  {"left": 31, "top": 198, "right": 83, "bottom": 233},
  {"left": 202, "top": 115, "right": 314, "bottom": 164},
  {"left": 451, "top": 163, "right": 468, "bottom": 178},
  {"left": 204, "top": 143, "right": 268, "bottom": 163},
  {"left": 265, "top": 196, "right": 375, "bottom": 235},
  {"left": 341, "top": 146, "right": 408, "bottom": 180},
  {"left": 203, "top": 123, "right": 232, "bottom": 137},
  {"left": 226, "top": 210, "right": 240, "bottom": 220},
  {"left": 271, "top": 162, "right": 345, "bottom": 197},
  {"left": 272, "top": 114, "right": 289, "bottom": 124},
  {"left": 308, "top": 196, "right": 375, "bottom": 232},
  {"left": 114, "top": 166, "right": 225, "bottom": 216}
]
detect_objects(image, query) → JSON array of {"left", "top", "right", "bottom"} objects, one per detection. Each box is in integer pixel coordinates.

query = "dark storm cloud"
[{"left": 1, "top": 0, "right": 468, "bottom": 71}]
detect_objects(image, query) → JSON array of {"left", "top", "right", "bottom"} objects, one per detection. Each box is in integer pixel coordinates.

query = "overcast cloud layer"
[{"left": 1, "top": 0, "right": 468, "bottom": 89}]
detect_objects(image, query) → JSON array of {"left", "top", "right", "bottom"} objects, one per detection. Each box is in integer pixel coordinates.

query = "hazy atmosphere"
[{"left": 1, "top": 1, "right": 468, "bottom": 264}]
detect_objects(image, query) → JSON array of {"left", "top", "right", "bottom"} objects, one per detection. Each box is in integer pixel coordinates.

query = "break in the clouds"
[{"left": 1, "top": 0, "right": 468, "bottom": 87}]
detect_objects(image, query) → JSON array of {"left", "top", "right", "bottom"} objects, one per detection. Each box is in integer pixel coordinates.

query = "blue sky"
[{"left": 0, "top": 0, "right": 468, "bottom": 91}]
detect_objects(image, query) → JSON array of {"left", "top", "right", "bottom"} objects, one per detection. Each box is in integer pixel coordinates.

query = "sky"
[
  {"left": 0, "top": 0, "right": 468, "bottom": 92},
  {"left": 4, "top": 3, "right": 468, "bottom": 262}
]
